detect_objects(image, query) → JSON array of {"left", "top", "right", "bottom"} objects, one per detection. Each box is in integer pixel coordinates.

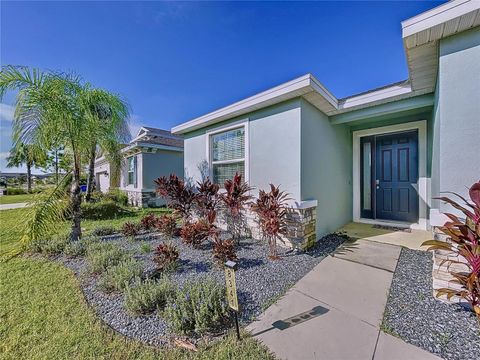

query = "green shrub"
[
  {"left": 29, "top": 234, "right": 69, "bottom": 255},
  {"left": 86, "top": 242, "right": 128, "bottom": 273},
  {"left": 97, "top": 259, "right": 143, "bottom": 293},
  {"left": 91, "top": 226, "right": 118, "bottom": 237},
  {"left": 105, "top": 189, "right": 129, "bottom": 206},
  {"left": 164, "top": 278, "right": 228, "bottom": 335},
  {"left": 81, "top": 200, "right": 125, "bottom": 220},
  {"left": 6, "top": 187, "right": 27, "bottom": 195},
  {"left": 63, "top": 236, "right": 98, "bottom": 257},
  {"left": 139, "top": 243, "right": 152, "bottom": 254},
  {"left": 124, "top": 278, "right": 175, "bottom": 315}
]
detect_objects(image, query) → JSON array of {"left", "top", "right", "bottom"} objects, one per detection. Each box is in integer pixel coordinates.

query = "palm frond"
[{"left": 18, "top": 173, "right": 71, "bottom": 249}]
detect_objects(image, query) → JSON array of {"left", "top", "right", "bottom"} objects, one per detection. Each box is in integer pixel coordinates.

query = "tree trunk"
[
  {"left": 26, "top": 162, "right": 32, "bottom": 193},
  {"left": 85, "top": 144, "right": 96, "bottom": 202},
  {"left": 70, "top": 160, "right": 82, "bottom": 241}
]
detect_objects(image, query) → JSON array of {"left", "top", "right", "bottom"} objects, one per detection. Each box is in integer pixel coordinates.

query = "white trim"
[
  {"left": 171, "top": 73, "right": 421, "bottom": 134},
  {"left": 401, "top": 0, "right": 479, "bottom": 38},
  {"left": 122, "top": 142, "right": 183, "bottom": 154},
  {"left": 339, "top": 82, "right": 412, "bottom": 110},
  {"left": 205, "top": 119, "right": 250, "bottom": 184},
  {"left": 352, "top": 120, "right": 428, "bottom": 230}
]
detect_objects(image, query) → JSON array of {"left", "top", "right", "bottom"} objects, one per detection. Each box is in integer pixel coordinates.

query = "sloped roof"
[{"left": 133, "top": 126, "right": 184, "bottom": 148}]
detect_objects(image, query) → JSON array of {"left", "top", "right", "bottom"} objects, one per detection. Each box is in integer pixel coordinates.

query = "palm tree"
[
  {"left": 85, "top": 102, "right": 130, "bottom": 202},
  {"left": 0, "top": 65, "right": 129, "bottom": 242},
  {"left": 6, "top": 142, "right": 46, "bottom": 192}
]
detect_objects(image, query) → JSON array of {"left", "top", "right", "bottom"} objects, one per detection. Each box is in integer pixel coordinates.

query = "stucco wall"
[
  {"left": 432, "top": 27, "right": 480, "bottom": 217},
  {"left": 183, "top": 99, "right": 302, "bottom": 201},
  {"left": 94, "top": 161, "right": 111, "bottom": 193},
  {"left": 300, "top": 99, "right": 352, "bottom": 238},
  {"left": 142, "top": 150, "right": 184, "bottom": 190}
]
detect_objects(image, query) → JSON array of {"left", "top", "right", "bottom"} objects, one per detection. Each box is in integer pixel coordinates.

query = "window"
[
  {"left": 127, "top": 156, "right": 136, "bottom": 186},
  {"left": 210, "top": 127, "right": 245, "bottom": 185}
]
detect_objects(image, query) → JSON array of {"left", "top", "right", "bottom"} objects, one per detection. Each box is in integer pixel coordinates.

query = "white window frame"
[
  {"left": 206, "top": 119, "right": 250, "bottom": 184},
  {"left": 127, "top": 155, "right": 137, "bottom": 187},
  {"left": 352, "top": 120, "right": 428, "bottom": 230}
]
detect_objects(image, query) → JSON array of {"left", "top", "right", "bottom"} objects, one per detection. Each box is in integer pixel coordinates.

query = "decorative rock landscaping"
[
  {"left": 382, "top": 248, "right": 480, "bottom": 360},
  {"left": 60, "top": 232, "right": 346, "bottom": 347}
]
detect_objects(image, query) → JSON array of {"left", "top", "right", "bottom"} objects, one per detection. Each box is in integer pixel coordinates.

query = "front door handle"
[{"left": 375, "top": 179, "right": 380, "bottom": 189}]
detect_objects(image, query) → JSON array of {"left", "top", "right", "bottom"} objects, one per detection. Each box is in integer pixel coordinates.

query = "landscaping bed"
[
  {"left": 382, "top": 248, "right": 480, "bottom": 360},
  {"left": 60, "top": 232, "right": 345, "bottom": 347}
]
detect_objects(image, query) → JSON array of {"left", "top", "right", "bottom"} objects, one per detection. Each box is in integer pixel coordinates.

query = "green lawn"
[
  {"left": 0, "top": 193, "right": 35, "bottom": 205},
  {"left": 0, "top": 207, "right": 274, "bottom": 359}
]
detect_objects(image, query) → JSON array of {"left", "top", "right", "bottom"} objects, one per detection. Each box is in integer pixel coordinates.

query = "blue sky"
[{"left": 0, "top": 1, "right": 443, "bottom": 173}]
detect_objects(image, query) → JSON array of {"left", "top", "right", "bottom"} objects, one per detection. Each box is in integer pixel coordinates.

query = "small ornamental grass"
[
  {"left": 63, "top": 236, "right": 98, "bottom": 257},
  {"left": 29, "top": 233, "right": 69, "bottom": 255},
  {"left": 139, "top": 243, "right": 152, "bottom": 254},
  {"left": 86, "top": 242, "right": 128, "bottom": 274},
  {"left": 97, "top": 259, "right": 143, "bottom": 293},
  {"left": 124, "top": 277, "right": 175, "bottom": 315},
  {"left": 163, "top": 278, "right": 229, "bottom": 335},
  {"left": 91, "top": 226, "right": 118, "bottom": 237}
]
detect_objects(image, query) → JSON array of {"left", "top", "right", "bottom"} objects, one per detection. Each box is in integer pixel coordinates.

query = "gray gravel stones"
[
  {"left": 61, "top": 232, "right": 345, "bottom": 347},
  {"left": 383, "top": 247, "right": 480, "bottom": 360}
]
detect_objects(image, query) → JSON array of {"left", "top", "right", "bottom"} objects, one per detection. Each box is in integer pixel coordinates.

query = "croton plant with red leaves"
[
  {"left": 220, "top": 173, "right": 253, "bottom": 243},
  {"left": 423, "top": 180, "right": 480, "bottom": 317},
  {"left": 251, "top": 184, "right": 290, "bottom": 260}
]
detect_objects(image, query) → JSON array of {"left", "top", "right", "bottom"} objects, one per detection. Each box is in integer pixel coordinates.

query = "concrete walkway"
[
  {"left": 338, "top": 222, "right": 431, "bottom": 250},
  {"left": 0, "top": 202, "right": 28, "bottom": 211},
  {"left": 247, "top": 239, "right": 440, "bottom": 360}
]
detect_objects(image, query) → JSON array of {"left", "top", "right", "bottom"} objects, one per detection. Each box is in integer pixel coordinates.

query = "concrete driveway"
[{"left": 247, "top": 239, "right": 440, "bottom": 360}]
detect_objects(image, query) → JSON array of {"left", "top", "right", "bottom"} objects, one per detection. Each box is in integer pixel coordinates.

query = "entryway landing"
[{"left": 338, "top": 222, "right": 431, "bottom": 251}]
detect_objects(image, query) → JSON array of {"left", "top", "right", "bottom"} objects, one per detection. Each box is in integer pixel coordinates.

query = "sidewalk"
[
  {"left": 0, "top": 202, "right": 28, "bottom": 211},
  {"left": 247, "top": 240, "right": 440, "bottom": 360}
]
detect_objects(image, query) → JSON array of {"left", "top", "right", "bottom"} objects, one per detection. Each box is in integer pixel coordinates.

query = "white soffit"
[{"left": 402, "top": 0, "right": 480, "bottom": 92}]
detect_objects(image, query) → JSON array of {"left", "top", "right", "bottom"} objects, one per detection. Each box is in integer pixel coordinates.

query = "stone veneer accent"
[
  {"left": 125, "top": 190, "right": 162, "bottom": 208},
  {"left": 431, "top": 227, "right": 469, "bottom": 304},
  {"left": 246, "top": 205, "right": 317, "bottom": 250}
]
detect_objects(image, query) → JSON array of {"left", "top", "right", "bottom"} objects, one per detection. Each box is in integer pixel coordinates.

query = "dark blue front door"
[{"left": 375, "top": 131, "right": 419, "bottom": 222}]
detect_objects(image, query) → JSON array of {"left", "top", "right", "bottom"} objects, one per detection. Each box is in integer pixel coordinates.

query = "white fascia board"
[
  {"left": 338, "top": 82, "right": 413, "bottom": 110},
  {"left": 171, "top": 74, "right": 337, "bottom": 134},
  {"left": 402, "top": 0, "right": 479, "bottom": 38},
  {"left": 121, "top": 142, "right": 183, "bottom": 154}
]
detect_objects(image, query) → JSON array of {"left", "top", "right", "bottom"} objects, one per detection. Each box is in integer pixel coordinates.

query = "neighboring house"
[
  {"left": 94, "top": 126, "right": 184, "bottom": 207},
  {"left": 172, "top": 0, "right": 480, "bottom": 248}
]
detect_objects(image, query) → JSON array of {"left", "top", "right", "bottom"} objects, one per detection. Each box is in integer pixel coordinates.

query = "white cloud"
[
  {"left": 0, "top": 151, "right": 10, "bottom": 160},
  {"left": 128, "top": 114, "right": 143, "bottom": 140},
  {"left": 0, "top": 103, "right": 15, "bottom": 122}
]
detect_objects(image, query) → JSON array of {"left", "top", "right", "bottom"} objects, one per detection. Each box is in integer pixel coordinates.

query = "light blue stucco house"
[
  {"left": 94, "top": 126, "right": 184, "bottom": 207},
  {"left": 172, "top": 0, "right": 480, "bottom": 247}
]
